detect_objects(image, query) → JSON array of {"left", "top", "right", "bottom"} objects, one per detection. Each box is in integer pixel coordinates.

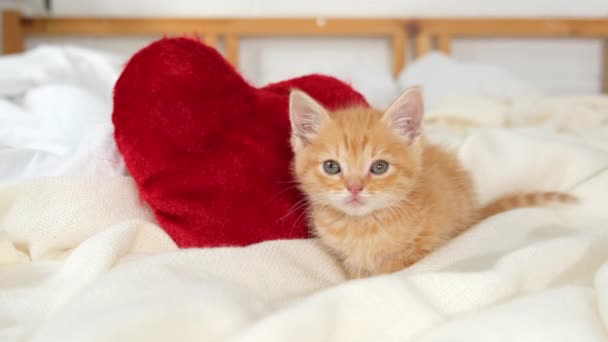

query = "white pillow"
[
  {"left": 324, "top": 67, "right": 401, "bottom": 110},
  {"left": 0, "top": 45, "right": 122, "bottom": 99},
  {"left": 398, "top": 52, "right": 540, "bottom": 109},
  {"left": 260, "top": 64, "right": 400, "bottom": 110}
]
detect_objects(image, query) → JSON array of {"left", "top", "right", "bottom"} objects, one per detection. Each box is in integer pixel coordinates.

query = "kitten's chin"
[{"left": 335, "top": 203, "right": 375, "bottom": 217}]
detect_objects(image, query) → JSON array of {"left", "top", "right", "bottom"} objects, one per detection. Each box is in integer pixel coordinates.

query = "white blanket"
[
  {"left": 0, "top": 46, "right": 127, "bottom": 184},
  {"left": 2, "top": 97, "right": 608, "bottom": 341}
]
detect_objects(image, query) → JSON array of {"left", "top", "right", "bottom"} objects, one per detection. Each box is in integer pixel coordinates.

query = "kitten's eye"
[
  {"left": 370, "top": 160, "right": 389, "bottom": 175},
  {"left": 323, "top": 160, "right": 341, "bottom": 175}
]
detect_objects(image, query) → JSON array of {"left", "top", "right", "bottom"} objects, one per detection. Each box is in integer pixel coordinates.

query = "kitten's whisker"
[
  {"left": 288, "top": 207, "right": 310, "bottom": 238},
  {"left": 276, "top": 180, "right": 300, "bottom": 184},
  {"left": 280, "top": 198, "right": 311, "bottom": 221},
  {"left": 270, "top": 185, "right": 301, "bottom": 201},
  {"left": 280, "top": 204, "right": 307, "bottom": 221}
]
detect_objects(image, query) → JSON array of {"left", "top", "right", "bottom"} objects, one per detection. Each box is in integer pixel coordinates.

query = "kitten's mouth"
[{"left": 346, "top": 197, "right": 366, "bottom": 206}]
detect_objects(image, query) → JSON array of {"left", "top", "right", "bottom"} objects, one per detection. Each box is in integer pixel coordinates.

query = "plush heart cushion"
[{"left": 112, "top": 38, "right": 368, "bottom": 248}]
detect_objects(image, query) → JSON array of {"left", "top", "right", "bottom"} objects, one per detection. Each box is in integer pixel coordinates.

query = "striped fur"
[
  {"left": 289, "top": 88, "right": 577, "bottom": 279},
  {"left": 478, "top": 192, "right": 578, "bottom": 222}
]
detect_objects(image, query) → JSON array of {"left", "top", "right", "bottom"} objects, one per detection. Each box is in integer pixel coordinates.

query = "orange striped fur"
[
  {"left": 478, "top": 192, "right": 577, "bottom": 222},
  {"left": 289, "top": 87, "right": 577, "bottom": 278}
]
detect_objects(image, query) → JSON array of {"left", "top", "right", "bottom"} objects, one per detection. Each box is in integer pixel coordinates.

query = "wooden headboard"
[
  {"left": 1, "top": 10, "right": 408, "bottom": 77},
  {"left": 410, "top": 18, "right": 608, "bottom": 92},
  {"left": 3, "top": 10, "right": 608, "bottom": 91}
]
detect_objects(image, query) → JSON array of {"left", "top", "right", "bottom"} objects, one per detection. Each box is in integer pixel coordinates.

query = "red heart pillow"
[{"left": 113, "top": 38, "right": 368, "bottom": 248}]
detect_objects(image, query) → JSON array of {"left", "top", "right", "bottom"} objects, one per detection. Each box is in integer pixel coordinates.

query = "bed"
[{"left": 2, "top": 9, "right": 608, "bottom": 342}]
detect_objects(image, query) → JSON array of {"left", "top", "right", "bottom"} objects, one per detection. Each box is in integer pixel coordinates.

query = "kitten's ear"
[
  {"left": 382, "top": 87, "right": 424, "bottom": 143},
  {"left": 289, "top": 89, "right": 330, "bottom": 146}
]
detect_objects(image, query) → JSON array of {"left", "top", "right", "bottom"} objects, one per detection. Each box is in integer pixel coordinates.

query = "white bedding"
[
  {"left": 2, "top": 114, "right": 608, "bottom": 341},
  {"left": 0, "top": 46, "right": 126, "bottom": 184},
  {"left": 2, "top": 46, "right": 608, "bottom": 341}
]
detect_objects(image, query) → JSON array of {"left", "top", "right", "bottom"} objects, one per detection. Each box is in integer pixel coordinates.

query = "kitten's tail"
[{"left": 477, "top": 191, "right": 578, "bottom": 222}]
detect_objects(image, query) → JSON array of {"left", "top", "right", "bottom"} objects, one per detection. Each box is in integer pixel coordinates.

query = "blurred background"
[{"left": 1, "top": 0, "right": 607, "bottom": 95}]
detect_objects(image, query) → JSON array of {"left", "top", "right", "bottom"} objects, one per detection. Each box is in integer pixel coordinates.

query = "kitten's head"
[{"left": 289, "top": 87, "right": 425, "bottom": 217}]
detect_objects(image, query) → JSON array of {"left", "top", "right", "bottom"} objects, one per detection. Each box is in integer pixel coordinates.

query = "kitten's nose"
[{"left": 346, "top": 184, "right": 363, "bottom": 195}]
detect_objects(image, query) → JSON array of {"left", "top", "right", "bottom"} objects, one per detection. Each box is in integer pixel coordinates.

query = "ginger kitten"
[{"left": 289, "top": 87, "right": 576, "bottom": 279}]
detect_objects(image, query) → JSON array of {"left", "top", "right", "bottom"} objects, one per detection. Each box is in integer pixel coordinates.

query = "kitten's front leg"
[
  {"left": 373, "top": 252, "right": 419, "bottom": 276},
  {"left": 343, "top": 263, "right": 370, "bottom": 280}
]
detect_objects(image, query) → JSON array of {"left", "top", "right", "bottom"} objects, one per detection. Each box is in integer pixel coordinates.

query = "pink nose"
[{"left": 347, "top": 185, "right": 363, "bottom": 195}]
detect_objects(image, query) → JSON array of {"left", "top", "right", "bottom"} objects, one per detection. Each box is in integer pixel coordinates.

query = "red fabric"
[{"left": 113, "top": 38, "right": 368, "bottom": 248}]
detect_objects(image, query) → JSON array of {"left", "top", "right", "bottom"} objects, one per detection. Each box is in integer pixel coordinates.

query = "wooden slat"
[
  {"left": 416, "top": 18, "right": 608, "bottom": 37},
  {"left": 18, "top": 16, "right": 608, "bottom": 38},
  {"left": 415, "top": 33, "right": 432, "bottom": 58},
  {"left": 225, "top": 35, "right": 239, "bottom": 68},
  {"left": 436, "top": 34, "right": 452, "bottom": 54},
  {"left": 2, "top": 10, "right": 24, "bottom": 54},
  {"left": 22, "top": 17, "right": 405, "bottom": 36},
  {"left": 391, "top": 29, "right": 407, "bottom": 78},
  {"left": 203, "top": 33, "right": 218, "bottom": 48},
  {"left": 603, "top": 40, "right": 608, "bottom": 94}
]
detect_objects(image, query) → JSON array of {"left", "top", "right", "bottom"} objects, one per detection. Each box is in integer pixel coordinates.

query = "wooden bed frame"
[{"left": 3, "top": 9, "right": 608, "bottom": 91}]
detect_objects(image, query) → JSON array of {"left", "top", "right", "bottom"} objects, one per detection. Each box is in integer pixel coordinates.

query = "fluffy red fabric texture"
[{"left": 113, "top": 38, "right": 368, "bottom": 248}]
